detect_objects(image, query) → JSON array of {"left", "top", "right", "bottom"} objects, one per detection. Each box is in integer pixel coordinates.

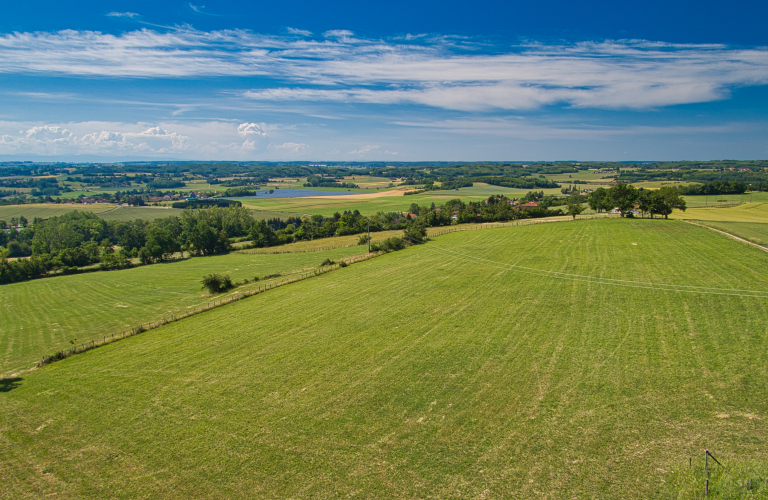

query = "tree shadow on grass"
[{"left": 0, "top": 377, "right": 23, "bottom": 393}]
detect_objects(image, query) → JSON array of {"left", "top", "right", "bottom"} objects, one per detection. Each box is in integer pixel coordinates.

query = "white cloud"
[
  {"left": 271, "top": 142, "right": 307, "bottom": 153},
  {"left": 348, "top": 144, "right": 380, "bottom": 155},
  {"left": 287, "top": 27, "right": 312, "bottom": 37},
  {"left": 0, "top": 29, "right": 766, "bottom": 111},
  {"left": 324, "top": 30, "right": 354, "bottom": 39},
  {"left": 0, "top": 121, "right": 275, "bottom": 158},
  {"left": 189, "top": 4, "right": 222, "bottom": 16},
  {"left": 106, "top": 12, "right": 139, "bottom": 18},
  {"left": 237, "top": 122, "right": 267, "bottom": 137}
]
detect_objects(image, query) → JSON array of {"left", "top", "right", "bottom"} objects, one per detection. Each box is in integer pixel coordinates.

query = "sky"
[{"left": 1, "top": 0, "right": 767, "bottom": 162}]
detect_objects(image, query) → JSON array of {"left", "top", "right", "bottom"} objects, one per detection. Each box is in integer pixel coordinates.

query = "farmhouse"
[{"left": 518, "top": 201, "right": 539, "bottom": 209}]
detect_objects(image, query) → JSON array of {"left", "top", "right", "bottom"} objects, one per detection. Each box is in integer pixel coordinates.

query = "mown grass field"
[
  {"left": 0, "top": 245, "right": 370, "bottom": 377},
  {"left": 238, "top": 183, "right": 539, "bottom": 217},
  {"left": 680, "top": 192, "right": 768, "bottom": 209},
  {"left": 632, "top": 180, "right": 700, "bottom": 189},
  {"left": 97, "top": 206, "right": 185, "bottom": 221},
  {"left": 694, "top": 221, "right": 768, "bottom": 247},
  {"left": 673, "top": 201, "right": 768, "bottom": 223},
  {"left": 0, "top": 203, "right": 115, "bottom": 221},
  {"left": 2, "top": 219, "right": 768, "bottom": 498}
]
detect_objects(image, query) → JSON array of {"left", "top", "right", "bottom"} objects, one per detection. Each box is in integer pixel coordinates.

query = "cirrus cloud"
[{"left": 0, "top": 29, "right": 766, "bottom": 112}]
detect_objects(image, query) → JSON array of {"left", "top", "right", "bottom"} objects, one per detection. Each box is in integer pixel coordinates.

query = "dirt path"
[{"left": 683, "top": 220, "right": 768, "bottom": 253}]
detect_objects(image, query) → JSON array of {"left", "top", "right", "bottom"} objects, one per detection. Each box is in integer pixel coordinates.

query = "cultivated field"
[
  {"left": 0, "top": 245, "right": 370, "bottom": 377},
  {"left": 671, "top": 202, "right": 768, "bottom": 248},
  {"left": 680, "top": 192, "right": 768, "bottom": 209},
  {"left": 2, "top": 219, "right": 768, "bottom": 498},
  {"left": 0, "top": 203, "right": 115, "bottom": 221},
  {"left": 0, "top": 204, "right": 305, "bottom": 223},
  {"left": 673, "top": 201, "right": 768, "bottom": 223},
  {"left": 693, "top": 221, "right": 768, "bottom": 247},
  {"left": 238, "top": 183, "right": 538, "bottom": 217},
  {"left": 97, "top": 206, "right": 185, "bottom": 221}
]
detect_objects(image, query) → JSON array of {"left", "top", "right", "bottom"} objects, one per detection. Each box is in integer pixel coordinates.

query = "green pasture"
[
  {"left": 0, "top": 203, "right": 115, "bottom": 221},
  {"left": 671, "top": 201, "right": 768, "bottom": 246},
  {"left": 97, "top": 206, "right": 185, "bottom": 221},
  {"left": 2, "top": 219, "right": 768, "bottom": 498},
  {"left": 672, "top": 201, "right": 768, "bottom": 222},
  {"left": 680, "top": 192, "right": 768, "bottom": 209},
  {"left": 342, "top": 175, "right": 394, "bottom": 188},
  {"left": 694, "top": 221, "right": 768, "bottom": 247},
  {"left": 0, "top": 245, "right": 369, "bottom": 377},
  {"left": 238, "top": 183, "right": 540, "bottom": 217},
  {"left": 543, "top": 170, "right": 614, "bottom": 184},
  {"left": 632, "top": 180, "right": 700, "bottom": 189}
]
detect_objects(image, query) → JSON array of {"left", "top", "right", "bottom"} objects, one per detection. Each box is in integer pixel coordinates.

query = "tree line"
[
  {"left": 586, "top": 184, "right": 686, "bottom": 218},
  {"left": 0, "top": 207, "right": 254, "bottom": 284}
]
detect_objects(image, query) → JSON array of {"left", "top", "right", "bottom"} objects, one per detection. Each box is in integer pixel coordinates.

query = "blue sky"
[{"left": 1, "top": 0, "right": 767, "bottom": 161}]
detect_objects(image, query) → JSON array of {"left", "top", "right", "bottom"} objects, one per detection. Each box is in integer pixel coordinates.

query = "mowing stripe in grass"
[
  {"left": 35, "top": 251, "right": 382, "bottom": 368},
  {"left": 415, "top": 236, "right": 768, "bottom": 297}
]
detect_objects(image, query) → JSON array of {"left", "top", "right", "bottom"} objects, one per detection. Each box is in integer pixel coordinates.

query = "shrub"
[
  {"left": 370, "top": 237, "right": 407, "bottom": 253},
  {"left": 357, "top": 234, "right": 371, "bottom": 245},
  {"left": 320, "top": 258, "right": 335, "bottom": 266},
  {"left": 201, "top": 273, "right": 234, "bottom": 294}
]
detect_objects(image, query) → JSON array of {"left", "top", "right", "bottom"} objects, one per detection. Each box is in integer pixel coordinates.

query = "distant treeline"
[
  {"left": 0, "top": 207, "right": 255, "bottom": 284},
  {"left": 618, "top": 169, "right": 768, "bottom": 187},
  {"left": 171, "top": 199, "right": 242, "bottom": 209},
  {"left": 676, "top": 181, "right": 748, "bottom": 195},
  {"left": 469, "top": 176, "right": 560, "bottom": 189},
  {"left": 303, "top": 175, "right": 359, "bottom": 189}
]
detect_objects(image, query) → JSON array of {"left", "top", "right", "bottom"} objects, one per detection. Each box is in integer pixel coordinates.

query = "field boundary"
[
  {"left": 237, "top": 213, "right": 620, "bottom": 255},
  {"left": 682, "top": 220, "right": 768, "bottom": 253},
  {"left": 34, "top": 213, "right": 619, "bottom": 367},
  {"left": 36, "top": 251, "right": 381, "bottom": 368}
]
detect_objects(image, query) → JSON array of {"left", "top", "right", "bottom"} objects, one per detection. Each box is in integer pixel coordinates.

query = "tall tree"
[{"left": 607, "top": 183, "right": 639, "bottom": 217}]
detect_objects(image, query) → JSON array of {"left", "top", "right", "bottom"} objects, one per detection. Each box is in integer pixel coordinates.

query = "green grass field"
[
  {"left": 632, "top": 180, "right": 700, "bottom": 189},
  {"left": 2, "top": 219, "right": 768, "bottom": 498},
  {"left": 680, "top": 192, "right": 768, "bottom": 209},
  {"left": 673, "top": 201, "right": 768, "bottom": 223},
  {"left": 0, "top": 204, "right": 305, "bottom": 223},
  {"left": 238, "top": 183, "right": 544, "bottom": 217},
  {"left": 97, "top": 206, "right": 186, "bottom": 221},
  {"left": 693, "top": 221, "right": 768, "bottom": 246},
  {"left": 0, "top": 203, "right": 115, "bottom": 221},
  {"left": 0, "top": 245, "right": 370, "bottom": 377}
]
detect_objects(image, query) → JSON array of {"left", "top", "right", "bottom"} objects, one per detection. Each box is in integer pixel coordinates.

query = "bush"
[
  {"left": 320, "top": 258, "right": 335, "bottom": 266},
  {"left": 357, "top": 234, "right": 371, "bottom": 245},
  {"left": 404, "top": 224, "right": 427, "bottom": 243},
  {"left": 370, "top": 237, "right": 407, "bottom": 253},
  {"left": 201, "top": 273, "right": 234, "bottom": 294}
]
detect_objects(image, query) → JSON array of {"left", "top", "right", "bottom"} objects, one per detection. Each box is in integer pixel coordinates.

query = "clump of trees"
[
  {"left": 304, "top": 175, "right": 359, "bottom": 189},
  {"left": 201, "top": 273, "right": 234, "bottom": 294},
  {"left": 676, "top": 180, "right": 747, "bottom": 195},
  {"left": 587, "top": 184, "right": 686, "bottom": 218},
  {"left": 0, "top": 206, "right": 257, "bottom": 284}
]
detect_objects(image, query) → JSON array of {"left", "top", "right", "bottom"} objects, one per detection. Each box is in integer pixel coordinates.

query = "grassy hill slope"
[
  {"left": 0, "top": 245, "right": 369, "bottom": 376},
  {"left": 2, "top": 219, "right": 768, "bottom": 498}
]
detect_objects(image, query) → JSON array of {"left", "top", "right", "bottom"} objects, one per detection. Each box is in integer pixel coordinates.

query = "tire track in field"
[{"left": 683, "top": 220, "right": 768, "bottom": 253}]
